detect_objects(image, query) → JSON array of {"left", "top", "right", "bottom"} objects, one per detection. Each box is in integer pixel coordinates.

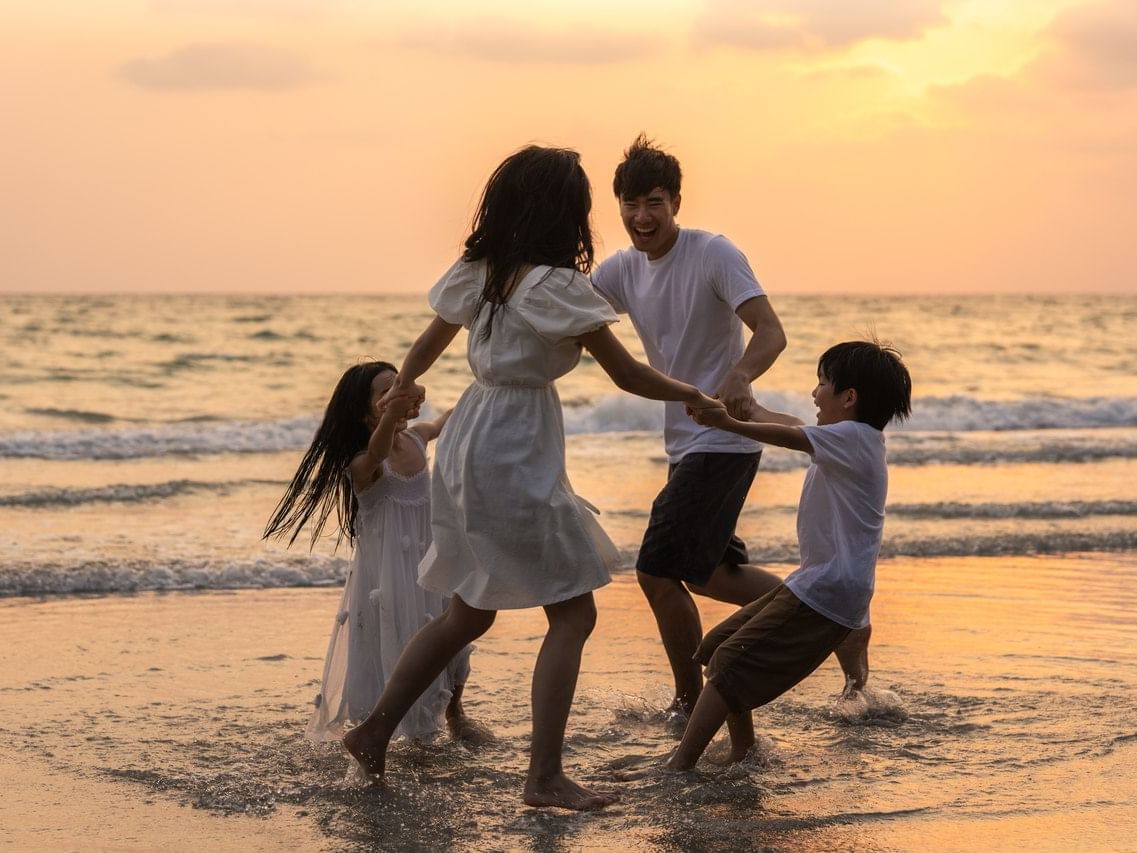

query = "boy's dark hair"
[
  {"left": 613, "top": 133, "right": 682, "bottom": 200},
  {"left": 818, "top": 341, "right": 912, "bottom": 430}
]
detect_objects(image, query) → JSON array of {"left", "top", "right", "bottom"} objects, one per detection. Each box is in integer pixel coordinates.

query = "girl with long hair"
[{"left": 264, "top": 361, "right": 480, "bottom": 747}]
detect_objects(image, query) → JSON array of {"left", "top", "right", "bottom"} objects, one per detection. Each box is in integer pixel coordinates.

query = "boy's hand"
[{"left": 687, "top": 402, "right": 733, "bottom": 429}]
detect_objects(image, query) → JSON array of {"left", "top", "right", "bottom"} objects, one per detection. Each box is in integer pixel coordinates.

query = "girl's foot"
[
  {"left": 523, "top": 772, "right": 620, "bottom": 810},
  {"left": 446, "top": 713, "right": 495, "bottom": 745},
  {"left": 342, "top": 726, "right": 386, "bottom": 777}
]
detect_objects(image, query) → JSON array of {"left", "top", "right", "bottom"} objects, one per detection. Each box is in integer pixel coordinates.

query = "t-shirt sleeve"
[
  {"left": 518, "top": 268, "right": 619, "bottom": 343},
  {"left": 427, "top": 259, "right": 483, "bottom": 327},
  {"left": 705, "top": 235, "right": 764, "bottom": 310},
  {"left": 800, "top": 421, "right": 868, "bottom": 477},
  {"left": 590, "top": 255, "right": 628, "bottom": 314}
]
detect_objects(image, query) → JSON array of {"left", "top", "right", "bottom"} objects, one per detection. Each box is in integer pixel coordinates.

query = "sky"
[{"left": 1, "top": 0, "right": 1135, "bottom": 295}]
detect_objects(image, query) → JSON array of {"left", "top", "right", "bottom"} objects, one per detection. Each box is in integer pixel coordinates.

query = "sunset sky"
[{"left": 2, "top": 0, "right": 1135, "bottom": 295}]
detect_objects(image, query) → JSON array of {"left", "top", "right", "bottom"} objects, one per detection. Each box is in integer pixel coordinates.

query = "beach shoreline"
[{"left": 3, "top": 558, "right": 1136, "bottom": 851}]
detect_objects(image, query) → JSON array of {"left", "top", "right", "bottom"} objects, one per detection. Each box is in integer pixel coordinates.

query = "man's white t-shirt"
[
  {"left": 784, "top": 420, "right": 888, "bottom": 630},
  {"left": 592, "top": 228, "right": 765, "bottom": 462}
]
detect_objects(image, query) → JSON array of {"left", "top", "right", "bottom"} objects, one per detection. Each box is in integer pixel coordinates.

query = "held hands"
[
  {"left": 715, "top": 371, "right": 756, "bottom": 420},
  {"left": 377, "top": 381, "right": 426, "bottom": 421},
  {"left": 684, "top": 390, "right": 731, "bottom": 428}
]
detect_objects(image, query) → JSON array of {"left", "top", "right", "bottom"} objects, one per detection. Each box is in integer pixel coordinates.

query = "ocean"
[{"left": 2, "top": 292, "right": 1136, "bottom": 849}]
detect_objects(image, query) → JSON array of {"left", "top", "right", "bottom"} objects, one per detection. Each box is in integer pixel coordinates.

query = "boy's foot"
[
  {"left": 342, "top": 726, "right": 386, "bottom": 777},
  {"left": 523, "top": 773, "right": 620, "bottom": 810},
  {"left": 446, "top": 714, "right": 495, "bottom": 745}
]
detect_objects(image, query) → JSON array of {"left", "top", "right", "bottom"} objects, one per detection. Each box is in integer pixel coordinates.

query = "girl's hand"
[{"left": 378, "top": 382, "right": 426, "bottom": 419}]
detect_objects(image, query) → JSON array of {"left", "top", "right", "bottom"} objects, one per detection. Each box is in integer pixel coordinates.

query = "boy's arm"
[
  {"left": 410, "top": 407, "right": 454, "bottom": 443},
  {"left": 749, "top": 400, "right": 805, "bottom": 428},
  {"left": 690, "top": 406, "right": 813, "bottom": 453}
]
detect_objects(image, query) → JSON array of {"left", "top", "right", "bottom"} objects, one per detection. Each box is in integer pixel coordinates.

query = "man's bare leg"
[
  {"left": 687, "top": 562, "right": 781, "bottom": 607},
  {"left": 835, "top": 625, "right": 871, "bottom": 695},
  {"left": 637, "top": 570, "right": 704, "bottom": 714}
]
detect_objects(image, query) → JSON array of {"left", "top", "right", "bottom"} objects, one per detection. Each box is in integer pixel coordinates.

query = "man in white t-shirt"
[
  {"left": 593, "top": 134, "right": 794, "bottom": 718},
  {"left": 629, "top": 340, "right": 912, "bottom": 773}
]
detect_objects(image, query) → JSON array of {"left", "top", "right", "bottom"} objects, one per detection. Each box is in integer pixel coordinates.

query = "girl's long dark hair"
[
  {"left": 464, "top": 145, "right": 595, "bottom": 338},
  {"left": 262, "top": 360, "right": 396, "bottom": 550}
]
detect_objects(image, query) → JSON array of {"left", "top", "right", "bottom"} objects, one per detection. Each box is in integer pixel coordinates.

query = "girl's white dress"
[
  {"left": 418, "top": 260, "right": 622, "bottom": 610},
  {"left": 306, "top": 429, "right": 471, "bottom": 743}
]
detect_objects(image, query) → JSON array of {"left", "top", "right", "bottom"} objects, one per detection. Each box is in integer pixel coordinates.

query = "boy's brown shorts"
[{"left": 695, "top": 585, "right": 851, "bottom": 714}]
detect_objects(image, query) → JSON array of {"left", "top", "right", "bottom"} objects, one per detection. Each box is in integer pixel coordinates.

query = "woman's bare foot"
[
  {"left": 523, "top": 772, "right": 620, "bottom": 810},
  {"left": 447, "top": 713, "right": 495, "bottom": 745},
  {"left": 342, "top": 726, "right": 386, "bottom": 777}
]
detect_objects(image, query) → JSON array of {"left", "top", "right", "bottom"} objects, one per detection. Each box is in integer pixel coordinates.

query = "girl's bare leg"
[
  {"left": 523, "top": 592, "right": 619, "bottom": 810},
  {"left": 344, "top": 596, "right": 495, "bottom": 776}
]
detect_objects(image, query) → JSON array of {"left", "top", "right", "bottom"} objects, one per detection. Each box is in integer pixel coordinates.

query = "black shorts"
[{"left": 635, "top": 451, "right": 760, "bottom": 587}]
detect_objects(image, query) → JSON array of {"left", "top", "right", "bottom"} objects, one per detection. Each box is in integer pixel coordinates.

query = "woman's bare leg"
[
  {"left": 344, "top": 596, "right": 495, "bottom": 776},
  {"left": 523, "top": 592, "right": 619, "bottom": 810}
]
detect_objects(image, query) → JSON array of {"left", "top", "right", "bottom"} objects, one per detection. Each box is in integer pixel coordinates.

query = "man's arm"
[{"left": 715, "top": 296, "right": 787, "bottom": 419}]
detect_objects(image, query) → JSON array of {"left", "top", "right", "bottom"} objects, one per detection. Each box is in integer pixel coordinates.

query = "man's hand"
[{"left": 715, "top": 370, "right": 755, "bottom": 420}]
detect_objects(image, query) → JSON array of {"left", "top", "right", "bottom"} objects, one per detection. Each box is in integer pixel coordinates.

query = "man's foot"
[
  {"left": 342, "top": 725, "right": 386, "bottom": 777},
  {"left": 446, "top": 713, "right": 495, "bottom": 745},
  {"left": 523, "top": 772, "right": 620, "bottom": 810}
]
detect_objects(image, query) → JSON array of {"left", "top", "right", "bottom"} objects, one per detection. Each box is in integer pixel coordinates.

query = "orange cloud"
[
  {"left": 118, "top": 43, "right": 321, "bottom": 91},
  {"left": 693, "top": 0, "right": 947, "bottom": 51}
]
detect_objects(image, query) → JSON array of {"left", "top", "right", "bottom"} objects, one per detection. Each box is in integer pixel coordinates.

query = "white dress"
[
  {"left": 418, "top": 260, "right": 622, "bottom": 610},
  {"left": 306, "top": 429, "right": 471, "bottom": 743}
]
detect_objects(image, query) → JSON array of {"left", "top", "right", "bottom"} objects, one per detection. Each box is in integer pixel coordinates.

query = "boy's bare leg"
[
  {"left": 637, "top": 571, "right": 704, "bottom": 715},
  {"left": 835, "top": 625, "right": 872, "bottom": 695},
  {"left": 524, "top": 593, "right": 619, "bottom": 811},
  {"left": 343, "top": 597, "right": 495, "bottom": 776},
  {"left": 666, "top": 681, "right": 733, "bottom": 771}
]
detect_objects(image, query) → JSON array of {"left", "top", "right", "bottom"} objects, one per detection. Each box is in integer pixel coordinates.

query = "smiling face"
[
  {"left": 812, "top": 369, "right": 857, "bottom": 425},
  {"left": 620, "top": 187, "right": 680, "bottom": 260}
]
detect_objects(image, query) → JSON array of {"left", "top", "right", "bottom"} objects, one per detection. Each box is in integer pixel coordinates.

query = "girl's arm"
[
  {"left": 410, "top": 407, "right": 454, "bottom": 444},
  {"left": 577, "top": 326, "right": 720, "bottom": 408},
  {"left": 349, "top": 395, "right": 420, "bottom": 489},
  {"left": 690, "top": 406, "right": 813, "bottom": 453}
]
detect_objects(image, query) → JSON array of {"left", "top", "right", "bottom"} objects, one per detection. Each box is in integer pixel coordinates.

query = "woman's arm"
[
  {"left": 385, "top": 315, "right": 462, "bottom": 400},
  {"left": 577, "top": 326, "right": 720, "bottom": 408}
]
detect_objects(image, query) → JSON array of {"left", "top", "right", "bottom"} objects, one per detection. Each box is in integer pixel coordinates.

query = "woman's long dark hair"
[
  {"left": 262, "top": 360, "right": 397, "bottom": 550},
  {"left": 464, "top": 145, "right": 595, "bottom": 338}
]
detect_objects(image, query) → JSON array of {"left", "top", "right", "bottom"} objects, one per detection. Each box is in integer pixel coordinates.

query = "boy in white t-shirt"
[{"left": 647, "top": 340, "right": 912, "bottom": 771}]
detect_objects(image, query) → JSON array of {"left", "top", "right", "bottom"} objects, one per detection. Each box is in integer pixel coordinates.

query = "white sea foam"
[{"left": 1, "top": 394, "right": 1135, "bottom": 462}]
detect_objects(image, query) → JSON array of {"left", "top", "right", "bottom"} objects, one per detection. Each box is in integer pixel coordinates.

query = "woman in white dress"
[{"left": 344, "top": 146, "right": 723, "bottom": 810}]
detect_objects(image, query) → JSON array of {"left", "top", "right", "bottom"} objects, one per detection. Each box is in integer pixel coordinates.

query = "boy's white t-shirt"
[
  {"left": 592, "top": 228, "right": 764, "bottom": 462},
  {"left": 784, "top": 419, "right": 887, "bottom": 630}
]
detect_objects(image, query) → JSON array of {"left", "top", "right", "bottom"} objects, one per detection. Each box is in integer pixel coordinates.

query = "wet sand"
[{"left": 2, "top": 558, "right": 1136, "bottom": 851}]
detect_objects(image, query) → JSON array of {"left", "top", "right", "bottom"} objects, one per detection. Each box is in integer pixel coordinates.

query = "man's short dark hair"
[
  {"left": 818, "top": 341, "right": 912, "bottom": 430},
  {"left": 613, "top": 133, "right": 682, "bottom": 200}
]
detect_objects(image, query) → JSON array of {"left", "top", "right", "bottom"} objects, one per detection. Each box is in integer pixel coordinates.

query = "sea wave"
[
  {"left": 0, "top": 478, "right": 285, "bottom": 508},
  {"left": 1, "top": 393, "right": 1135, "bottom": 461},
  {"left": 2, "top": 534, "right": 1134, "bottom": 597}
]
